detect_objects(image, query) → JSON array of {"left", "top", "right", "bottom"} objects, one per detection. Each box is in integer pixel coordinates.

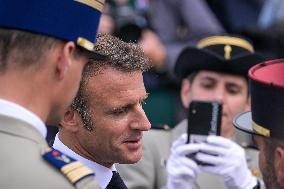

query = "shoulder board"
[
  {"left": 151, "top": 124, "right": 171, "bottom": 131},
  {"left": 42, "top": 147, "right": 94, "bottom": 185}
]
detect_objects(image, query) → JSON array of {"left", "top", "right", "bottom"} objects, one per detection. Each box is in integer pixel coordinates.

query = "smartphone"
[
  {"left": 186, "top": 100, "right": 222, "bottom": 166},
  {"left": 187, "top": 100, "right": 222, "bottom": 144}
]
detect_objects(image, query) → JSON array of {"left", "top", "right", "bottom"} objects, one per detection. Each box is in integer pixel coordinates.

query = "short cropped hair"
[
  {"left": 262, "top": 137, "right": 284, "bottom": 188},
  {"left": 0, "top": 28, "right": 85, "bottom": 72},
  {"left": 264, "top": 137, "right": 284, "bottom": 159},
  {"left": 71, "top": 33, "right": 150, "bottom": 130},
  {"left": 0, "top": 28, "right": 61, "bottom": 71}
]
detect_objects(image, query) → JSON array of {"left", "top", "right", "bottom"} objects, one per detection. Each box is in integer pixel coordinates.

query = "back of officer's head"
[{"left": 0, "top": 29, "right": 64, "bottom": 71}]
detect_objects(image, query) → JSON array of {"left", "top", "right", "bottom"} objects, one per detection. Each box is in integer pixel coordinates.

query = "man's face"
[
  {"left": 254, "top": 136, "right": 280, "bottom": 189},
  {"left": 183, "top": 70, "right": 249, "bottom": 138},
  {"left": 75, "top": 67, "right": 151, "bottom": 167}
]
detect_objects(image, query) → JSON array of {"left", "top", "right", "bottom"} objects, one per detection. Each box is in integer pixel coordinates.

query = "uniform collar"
[
  {"left": 0, "top": 99, "right": 46, "bottom": 138},
  {"left": 53, "top": 134, "right": 115, "bottom": 189},
  {"left": 0, "top": 114, "right": 47, "bottom": 148}
]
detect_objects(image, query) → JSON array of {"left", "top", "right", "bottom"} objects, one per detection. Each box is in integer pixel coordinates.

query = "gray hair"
[{"left": 71, "top": 33, "right": 150, "bottom": 130}]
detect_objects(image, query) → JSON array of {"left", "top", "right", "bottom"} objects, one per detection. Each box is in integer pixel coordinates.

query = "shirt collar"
[
  {"left": 0, "top": 99, "right": 46, "bottom": 137},
  {"left": 53, "top": 134, "right": 115, "bottom": 189}
]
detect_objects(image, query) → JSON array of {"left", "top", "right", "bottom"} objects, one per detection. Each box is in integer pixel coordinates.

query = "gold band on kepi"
[
  {"left": 252, "top": 122, "right": 270, "bottom": 137},
  {"left": 197, "top": 36, "right": 254, "bottom": 52}
]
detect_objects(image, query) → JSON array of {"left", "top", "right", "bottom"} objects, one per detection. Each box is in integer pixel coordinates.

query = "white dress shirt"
[
  {"left": 53, "top": 134, "right": 115, "bottom": 189},
  {"left": 0, "top": 99, "right": 46, "bottom": 137}
]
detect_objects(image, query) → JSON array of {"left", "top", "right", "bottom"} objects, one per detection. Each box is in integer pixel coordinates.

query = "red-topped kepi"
[{"left": 234, "top": 59, "right": 284, "bottom": 138}]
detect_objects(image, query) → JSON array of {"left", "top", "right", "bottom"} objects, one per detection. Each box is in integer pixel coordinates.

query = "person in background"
[
  {"left": 206, "top": 0, "right": 264, "bottom": 33},
  {"left": 234, "top": 59, "right": 284, "bottom": 189},
  {"left": 106, "top": 0, "right": 167, "bottom": 72},
  {"left": 150, "top": 0, "right": 225, "bottom": 79},
  {"left": 117, "top": 35, "right": 265, "bottom": 189},
  {"left": 144, "top": 0, "right": 227, "bottom": 126},
  {"left": 0, "top": 0, "right": 104, "bottom": 188},
  {"left": 54, "top": 33, "right": 151, "bottom": 189}
]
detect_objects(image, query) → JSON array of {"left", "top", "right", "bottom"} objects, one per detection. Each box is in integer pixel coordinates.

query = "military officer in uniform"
[
  {"left": 234, "top": 59, "right": 284, "bottom": 189},
  {"left": 0, "top": 0, "right": 104, "bottom": 188},
  {"left": 117, "top": 35, "right": 265, "bottom": 189}
]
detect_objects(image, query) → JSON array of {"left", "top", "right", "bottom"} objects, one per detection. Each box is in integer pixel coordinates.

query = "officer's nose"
[{"left": 213, "top": 86, "right": 227, "bottom": 104}]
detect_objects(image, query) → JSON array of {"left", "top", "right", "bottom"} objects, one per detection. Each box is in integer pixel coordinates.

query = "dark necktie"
[{"left": 106, "top": 171, "right": 128, "bottom": 189}]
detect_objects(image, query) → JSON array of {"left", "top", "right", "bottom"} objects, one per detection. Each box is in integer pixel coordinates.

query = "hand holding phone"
[{"left": 186, "top": 100, "right": 222, "bottom": 166}]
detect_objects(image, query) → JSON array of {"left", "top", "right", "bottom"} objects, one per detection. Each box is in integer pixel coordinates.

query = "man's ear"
[
  {"left": 59, "top": 107, "right": 80, "bottom": 133},
  {"left": 56, "top": 41, "right": 76, "bottom": 80},
  {"left": 181, "top": 79, "right": 191, "bottom": 108},
  {"left": 275, "top": 147, "right": 284, "bottom": 187}
]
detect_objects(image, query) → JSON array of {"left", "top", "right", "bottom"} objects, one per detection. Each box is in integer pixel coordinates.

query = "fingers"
[
  {"left": 195, "top": 151, "right": 224, "bottom": 166},
  {"left": 168, "top": 134, "right": 201, "bottom": 177},
  {"left": 168, "top": 137, "right": 201, "bottom": 182},
  {"left": 198, "top": 142, "right": 228, "bottom": 157},
  {"left": 175, "top": 143, "right": 202, "bottom": 156},
  {"left": 171, "top": 134, "right": 201, "bottom": 156},
  {"left": 206, "top": 135, "right": 235, "bottom": 148},
  {"left": 167, "top": 157, "right": 197, "bottom": 189},
  {"left": 172, "top": 156, "right": 200, "bottom": 177},
  {"left": 172, "top": 134, "right": 187, "bottom": 149},
  {"left": 167, "top": 155, "right": 200, "bottom": 178}
]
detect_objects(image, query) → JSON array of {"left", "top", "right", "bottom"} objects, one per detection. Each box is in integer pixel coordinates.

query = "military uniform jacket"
[
  {"left": 0, "top": 115, "right": 101, "bottom": 189},
  {"left": 117, "top": 119, "right": 262, "bottom": 189}
]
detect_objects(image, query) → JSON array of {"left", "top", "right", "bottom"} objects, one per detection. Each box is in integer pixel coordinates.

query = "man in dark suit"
[{"left": 54, "top": 33, "right": 151, "bottom": 189}]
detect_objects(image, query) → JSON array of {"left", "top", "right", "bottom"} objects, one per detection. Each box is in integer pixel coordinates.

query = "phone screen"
[{"left": 187, "top": 100, "right": 222, "bottom": 144}]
